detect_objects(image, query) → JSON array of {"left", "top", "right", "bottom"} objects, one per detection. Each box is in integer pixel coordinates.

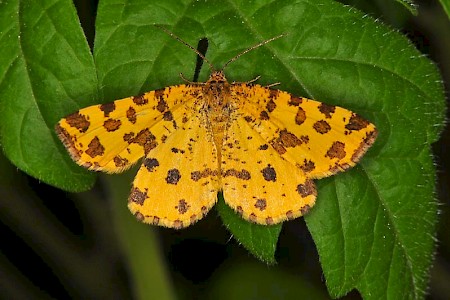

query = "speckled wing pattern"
[
  {"left": 221, "top": 116, "right": 317, "bottom": 225},
  {"left": 235, "top": 84, "right": 378, "bottom": 179},
  {"left": 127, "top": 99, "right": 220, "bottom": 228},
  {"left": 57, "top": 85, "right": 220, "bottom": 228},
  {"left": 56, "top": 72, "right": 377, "bottom": 229},
  {"left": 220, "top": 83, "right": 377, "bottom": 225},
  {"left": 56, "top": 85, "right": 201, "bottom": 173}
]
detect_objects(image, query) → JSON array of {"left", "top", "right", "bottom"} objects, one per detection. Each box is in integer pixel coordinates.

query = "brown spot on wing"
[
  {"left": 261, "top": 164, "right": 277, "bottom": 182},
  {"left": 163, "top": 111, "right": 173, "bottom": 121},
  {"left": 133, "top": 94, "right": 147, "bottom": 105},
  {"left": 129, "top": 186, "right": 148, "bottom": 205},
  {"left": 313, "top": 120, "right": 331, "bottom": 134},
  {"left": 318, "top": 103, "right": 335, "bottom": 118},
  {"left": 255, "top": 199, "right": 267, "bottom": 211},
  {"left": 127, "top": 106, "right": 137, "bottom": 124},
  {"left": 297, "top": 180, "right": 316, "bottom": 197},
  {"left": 156, "top": 97, "right": 168, "bottom": 112},
  {"left": 65, "top": 112, "right": 90, "bottom": 133},
  {"left": 260, "top": 110, "right": 269, "bottom": 120},
  {"left": 113, "top": 156, "right": 129, "bottom": 168},
  {"left": 171, "top": 147, "right": 185, "bottom": 154},
  {"left": 244, "top": 115, "right": 254, "bottom": 123},
  {"left": 143, "top": 158, "right": 159, "bottom": 172},
  {"left": 295, "top": 107, "right": 306, "bottom": 125},
  {"left": 191, "top": 168, "right": 216, "bottom": 181},
  {"left": 123, "top": 132, "right": 135, "bottom": 142},
  {"left": 270, "top": 129, "right": 303, "bottom": 155},
  {"left": 100, "top": 102, "right": 116, "bottom": 117},
  {"left": 326, "top": 141, "right": 346, "bottom": 159},
  {"left": 345, "top": 114, "right": 370, "bottom": 131},
  {"left": 175, "top": 199, "right": 190, "bottom": 214},
  {"left": 166, "top": 169, "right": 181, "bottom": 184},
  {"left": 268, "top": 89, "right": 279, "bottom": 100},
  {"left": 223, "top": 169, "right": 251, "bottom": 180},
  {"left": 85, "top": 137, "right": 104, "bottom": 158},
  {"left": 132, "top": 129, "right": 158, "bottom": 154},
  {"left": 103, "top": 118, "right": 122, "bottom": 132},
  {"left": 299, "top": 159, "right": 316, "bottom": 173},
  {"left": 280, "top": 129, "right": 302, "bottom": 147},
  {"left": 288, "top": 96, "right": 302, "bottom": 106},
  {"left": 266, "top": 99, "right": 276, "bottom": 112},
  {"left": 270, "top": 142, "right": 286, "bottom": 155},
  {"left": 300, "top": 135, "right": 310, "bottom": 144},
  {"left": 258, "top": 144, "right": 269, "bottom": 150},
  {"left": 154, "top": 89, "right": 164, "bottom": 99},
  {"left": 191, "top": 171, "right": 201, "bottom": 181}
]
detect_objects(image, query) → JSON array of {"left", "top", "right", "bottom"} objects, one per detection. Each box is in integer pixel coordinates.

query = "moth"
[{"left": 56, "top": 27, "right": 377, "bottom": 228}]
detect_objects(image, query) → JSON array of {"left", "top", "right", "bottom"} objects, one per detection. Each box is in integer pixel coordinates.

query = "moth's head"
[{"left": 207, "top": 71, "right": 227, "bottom": 84}]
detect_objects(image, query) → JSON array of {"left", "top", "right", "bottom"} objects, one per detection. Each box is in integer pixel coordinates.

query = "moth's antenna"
[
  {"left": 221, "top": 33, "right": 286, "bottom": 71},
  {"left": 155, "top": 25, "right": 215, "bottom": 72}
]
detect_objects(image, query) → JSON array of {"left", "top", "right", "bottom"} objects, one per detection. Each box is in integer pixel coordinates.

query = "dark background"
[{"left": 0, "top": 0, "right": 448, "bottom": 299}]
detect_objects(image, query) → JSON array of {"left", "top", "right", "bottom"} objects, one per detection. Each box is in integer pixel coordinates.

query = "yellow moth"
[{"left": 56, "top": 28, "right": 377, "bottom": 229}]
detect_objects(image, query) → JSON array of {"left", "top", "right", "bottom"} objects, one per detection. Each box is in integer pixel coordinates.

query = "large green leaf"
[
  {"left": 93, "top": 0, "right": 444, "bottom": 298},
  {"left": 0, "top": 0, "right": 98, "bottom": 191},
  {"left": 0, "top": 0, "right": 444, "bottom": 299}
]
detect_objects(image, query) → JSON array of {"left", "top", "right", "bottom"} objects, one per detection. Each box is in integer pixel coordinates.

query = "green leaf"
[
  {"left": 395, "top": 0, "right": 419, "bottom": 16},
  {"left": 2, "top": 0, "right": 444, "bottom": 298},
  {"left": 93, "top": 2, "right": 444, "bottom": 298},
  {"left": 0, "top": 0, "right": 98, "bottom": 191},
  {"left": 438, "top": 0, "right": 450, "bottom": 19},
  {"left": 216, "top": 193, "right": 282, "bottom": 264}
]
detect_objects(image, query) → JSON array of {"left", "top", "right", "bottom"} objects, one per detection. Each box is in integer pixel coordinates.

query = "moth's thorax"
[
  {"left": 202, "top": 70, "right": 234, "bottom": 123},
  {"left": 204, "top": 70, "right": 231, "bottom": 104}
]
